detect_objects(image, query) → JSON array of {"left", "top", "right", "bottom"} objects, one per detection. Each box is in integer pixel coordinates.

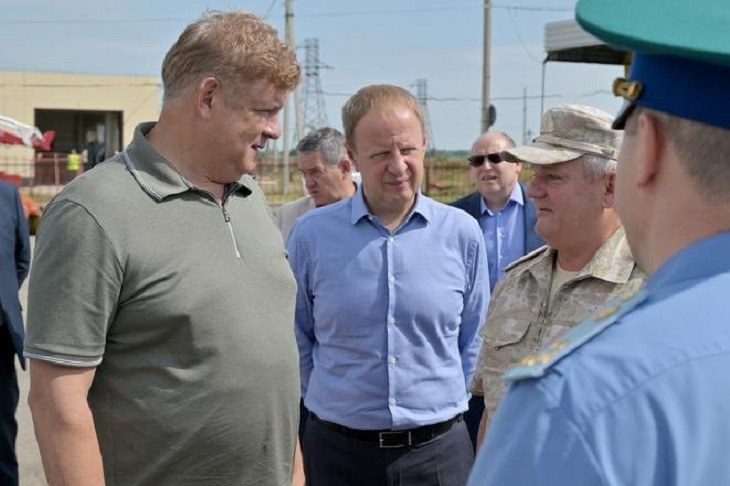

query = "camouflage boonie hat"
[{"left": 501, "top": 105, "right": 622, "bottom": 165}]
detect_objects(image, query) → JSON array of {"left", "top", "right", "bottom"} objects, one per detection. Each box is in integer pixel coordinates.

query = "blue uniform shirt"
[
  {"left": 288, "top": 186, "right": 490, "bottom": 430},
  {"left": 468, "top": 230, "right": 730, "bottom": 486},
  {"left": 479, "top": 183, "right": 525, "bottom": 291}
]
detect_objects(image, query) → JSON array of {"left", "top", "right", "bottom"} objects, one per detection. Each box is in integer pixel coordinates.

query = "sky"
[{"left": 0, "top": 0, "right": 624, "bottom": 150}]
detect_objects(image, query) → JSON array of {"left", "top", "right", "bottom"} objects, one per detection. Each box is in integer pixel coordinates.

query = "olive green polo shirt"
[{"left": 26, "top": 123, "right": 299, "bottom": 486}]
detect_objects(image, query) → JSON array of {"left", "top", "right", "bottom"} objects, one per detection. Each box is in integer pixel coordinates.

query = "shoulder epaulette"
[
  {"left": 504, "top": 244, "right": 549, "bottom": 273},
  {"left": 503, "top": 287, "right": 648, "bottom": 382}
]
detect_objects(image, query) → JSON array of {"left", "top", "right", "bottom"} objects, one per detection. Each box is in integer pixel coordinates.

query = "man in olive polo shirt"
[{"left": 24, "top": 11, "right": 303, "bottom": 486}]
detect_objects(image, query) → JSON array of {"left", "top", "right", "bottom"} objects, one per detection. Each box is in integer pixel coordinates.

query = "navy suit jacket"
[
  {"left": 450, "top": 182, "right": 544, "bottom": 255},
  {"left": 0, "top": 181, "right": 31, "bottom": 367}
]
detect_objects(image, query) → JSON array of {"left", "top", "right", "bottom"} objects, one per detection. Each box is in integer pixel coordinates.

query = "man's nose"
[
  {"left": 263, "top": 116, "right": 281, "bottom": 139},
  {"left": 387, "top": 152, "right": 408, "bottom": 175},
  {"left": 526, "top": 179, "right": 543, "bottom": 198}
]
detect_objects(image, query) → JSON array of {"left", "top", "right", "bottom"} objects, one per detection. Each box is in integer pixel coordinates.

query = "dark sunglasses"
[{"left": 467, "top": 153, "right": 503, "bottom": 166}]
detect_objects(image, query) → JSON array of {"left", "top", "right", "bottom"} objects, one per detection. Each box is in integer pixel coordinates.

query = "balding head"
[
  {"left": 470, "top": 132, "right": 516, "bottom": 156},
  {"left": 467, "top": 132, "right": 521, "bottom": 211}
]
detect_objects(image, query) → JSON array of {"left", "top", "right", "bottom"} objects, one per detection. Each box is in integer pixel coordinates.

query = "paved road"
[{"left": 16, "top": 237, "right": 46, "bottom": 485}]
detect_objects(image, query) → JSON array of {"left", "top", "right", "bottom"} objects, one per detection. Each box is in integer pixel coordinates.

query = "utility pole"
[
  {"left": 412, "top": 79, "right": 436, "bottom": 196},
  {"left": 480, "top": 0, "right": 492, "bottom": 133},
  {"left": 412, "top": 79, "right": 436, "bottom": 153},
  {"left": 282, "top": 0, "right": 295, "bottom": 195}
]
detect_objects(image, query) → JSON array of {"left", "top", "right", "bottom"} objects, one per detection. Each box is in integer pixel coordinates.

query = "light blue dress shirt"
[
  {"left": 468, "top": 231, "right": 730, "bottom": 486},
  {"left": 287, "top": 187, "right": 490, "bottom": 430},
  {"left": 479, "top": 184, "right": 525, "bottom": 290}
]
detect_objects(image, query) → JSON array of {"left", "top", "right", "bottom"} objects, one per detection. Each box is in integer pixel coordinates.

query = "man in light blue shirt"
[
  {"left": 468, "top": 0, "right": 730, "bottom": 485},
  {"left": 451, "top": 132, "right": 542, "bottom": 291},
  {"left": 480, "top": 187, "right": 525, "bottom": 286},
  {"left": 288, "top": 84, "right": 489, "bottom": 486}
]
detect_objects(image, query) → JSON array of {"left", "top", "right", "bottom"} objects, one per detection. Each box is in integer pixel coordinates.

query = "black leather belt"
[{"left": 309, "top": 412, "right": 462, "bottom": 449}]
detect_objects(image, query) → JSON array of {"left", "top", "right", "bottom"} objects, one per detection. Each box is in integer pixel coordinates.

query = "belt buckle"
[{"left": 379, "top": 430, "right": 411, "bottom": 449}]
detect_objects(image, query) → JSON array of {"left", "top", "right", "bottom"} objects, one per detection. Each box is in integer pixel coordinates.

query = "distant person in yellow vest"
[{"left": 66, "top": 150, "right": 81, "bottom": 173}]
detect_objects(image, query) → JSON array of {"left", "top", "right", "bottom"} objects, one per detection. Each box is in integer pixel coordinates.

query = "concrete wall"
[{"left": 0, "top": 70, "right": 160, "bottom": 172}]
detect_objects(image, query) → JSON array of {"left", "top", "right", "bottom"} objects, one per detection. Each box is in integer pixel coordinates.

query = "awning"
[{"left": 544, "top": 19, "right": 630, "bottom": 66}]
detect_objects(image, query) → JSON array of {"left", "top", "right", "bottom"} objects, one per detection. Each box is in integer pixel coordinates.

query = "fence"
[
  {"left": 261, "top": 156, "right": 476, "bottom": 205},
  {"left": 0, "top": 153, "right": 477, "bottom": 207}
]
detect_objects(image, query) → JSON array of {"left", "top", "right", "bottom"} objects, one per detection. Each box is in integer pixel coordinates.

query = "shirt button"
[
  {"left": 389, "top": 398, "right": 397, "bottom": 406},
  {"left": 388, "top": 316, "right": 395, "bottom": 324},
  {"left": 388, "top": 237, "right": 394, "bottom": 244},
  {"left": 388, "top": 356, "right": 397, "bottom": 365},
  {"left": 388, "top": 274, "right": 395, "bottom": 282}
]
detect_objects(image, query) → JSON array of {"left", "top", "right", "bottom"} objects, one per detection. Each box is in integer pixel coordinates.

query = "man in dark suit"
[
  {"left": 0, "top": 180, "right": 31, "bottom": 486},
  {"left": 450, "top": 131, "right": 543, "bottom": 451}
]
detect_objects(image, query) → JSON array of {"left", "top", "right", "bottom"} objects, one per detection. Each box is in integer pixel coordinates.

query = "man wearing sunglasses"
[{"left": 452, "top": 132, "right": 543, "bottom": 292}]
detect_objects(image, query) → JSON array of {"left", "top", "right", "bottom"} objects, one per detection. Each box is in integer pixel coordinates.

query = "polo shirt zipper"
[{"left": 221, "top": 203, "right": 242, "bottom": 259}]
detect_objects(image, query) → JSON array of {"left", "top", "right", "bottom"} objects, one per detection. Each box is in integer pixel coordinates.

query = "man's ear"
[
  {"left": 635, "top": 112, "right": 662, "bottom": 188},
  {"left": 602, "top": 171, "right": 616, "bottom": 208},
  {"left": 197, "top": 76, "right": 221, "bottom": 118},
  {"left": 346, "top": 145, "right": 359, "bottom": 172},
  {"left": 338, "top": 158, "right": 352, "bottom": 177}
]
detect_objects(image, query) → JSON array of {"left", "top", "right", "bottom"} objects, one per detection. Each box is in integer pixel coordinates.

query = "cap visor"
[{"left": 501, "top": 142, "right": 583, "bottom": 165}]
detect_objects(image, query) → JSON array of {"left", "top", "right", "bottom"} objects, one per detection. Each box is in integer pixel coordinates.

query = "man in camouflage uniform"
[{"left": 472, "top": 105, "right": 644, "bottom": 447}]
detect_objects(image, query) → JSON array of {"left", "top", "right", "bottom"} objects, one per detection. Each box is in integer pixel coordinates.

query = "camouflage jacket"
[{"left": 472, "top": 227, "right": 644, "bottom": 416}]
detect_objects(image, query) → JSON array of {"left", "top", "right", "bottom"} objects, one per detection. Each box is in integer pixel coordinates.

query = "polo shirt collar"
[{"left": 123, "top": 122, "right": 252, "bottom": 202}]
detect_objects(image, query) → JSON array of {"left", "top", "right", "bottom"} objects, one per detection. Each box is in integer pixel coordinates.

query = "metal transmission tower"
[
  {"left": 412, "top": 79, "right": 436, "bottom": 153},
  {"left": 300, "top": 38, "right": 330, "bottom": 135}
]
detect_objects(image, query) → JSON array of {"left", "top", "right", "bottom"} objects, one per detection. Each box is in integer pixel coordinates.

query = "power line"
[
  {"left": 263, "top": 0, "right": 281, "bottom": 17},
  {"left": 294, "top": 3, "right": 574, "bottom": 17},
  {"left": 0, "top": 3, "right": 573, "bottom": 24},
  {"left": 320, "top": 89, "right": 612, "bottom": 102},
  {"left": 506, "top": 7, "right": 543, "bottom": 64},
  {"left": 0, "top": 82, "right": 160, "bottom": 88}
]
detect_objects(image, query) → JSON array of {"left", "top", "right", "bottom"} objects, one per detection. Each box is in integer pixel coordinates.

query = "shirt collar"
[
  {"left": 574, "top": 226, "right": 635, "bottom": 284},
  {"left": 521, "top": 227, "right": 635, "bottom": 284},
  {"left": 480, "top": 183, "right": 524, "bottom": 215},
  {"left": 123, "top": 122, "right": 252, "bottom": 202},
  {"left": 350, "top": 183, "right": 432, "bottom": 226},
  {"left": 647, "top": 230, "right": 730, "bottom": 293}
]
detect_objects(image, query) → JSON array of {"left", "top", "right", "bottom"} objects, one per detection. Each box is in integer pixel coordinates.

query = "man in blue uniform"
[{"left": 468, "top": 1, "right": 730, "bottom": 485}]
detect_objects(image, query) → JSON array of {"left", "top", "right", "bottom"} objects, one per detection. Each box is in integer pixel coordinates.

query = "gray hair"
[
  {"left": 580, "top": 153, "right": 616, "bottom": 181},
  {"left": 296, "top": 127, "right": 347, "bottom": 166}
]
